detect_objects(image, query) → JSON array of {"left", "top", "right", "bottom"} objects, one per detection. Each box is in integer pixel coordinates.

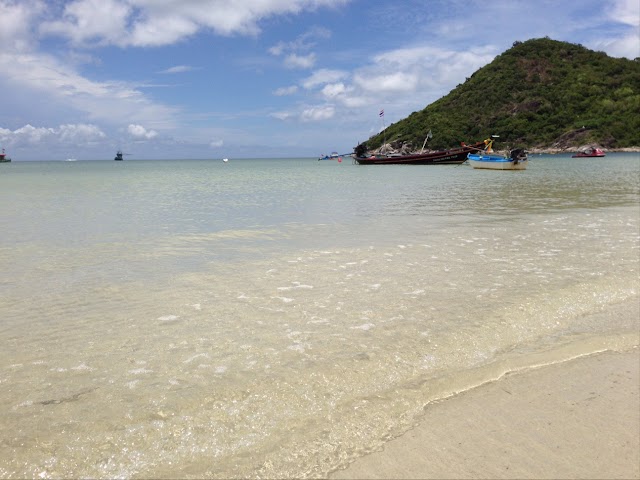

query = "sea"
[{"left": 1, "top": 153, "right": 639, "bottom": 478}]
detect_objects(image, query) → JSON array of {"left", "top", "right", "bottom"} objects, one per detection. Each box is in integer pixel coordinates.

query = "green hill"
[{"left": 359, "top": 38, "right": 640, "bottom": 153}]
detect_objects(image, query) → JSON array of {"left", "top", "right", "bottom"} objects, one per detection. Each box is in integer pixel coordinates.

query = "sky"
[{"left": 1, "top": 0, "right": 638, "bottom": 160}]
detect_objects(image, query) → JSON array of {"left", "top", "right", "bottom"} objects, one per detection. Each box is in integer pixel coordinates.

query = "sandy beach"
[{"left": 330, "top": 348, "right": 640, "bottom": 479}]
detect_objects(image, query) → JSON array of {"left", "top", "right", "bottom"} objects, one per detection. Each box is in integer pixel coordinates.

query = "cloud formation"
[
  {"left": 273, "top": 85, "right": 299, "bottom": 96},
  {"left": 39, "top": 0, "right": 347, "bottom": 47},
  {"left": 0, "top": 123, "right": 106, "bottom": 146},
  {"left": 0, "top": 0, "right": 44, "bottom": 51},
  {"left": 300, "top": 105, "right": 335, "bottom": 122},
  {"left": 128, "top": 124, "right": 158, "bottom": 140},
  {"left": 284, "top": 53, "right": 316, "bottom": 69},
  {"left": 159, "top": 65, "right": 196, "bottom": 74}
]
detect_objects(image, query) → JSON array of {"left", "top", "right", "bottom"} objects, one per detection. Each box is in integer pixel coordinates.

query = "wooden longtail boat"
[{"left": 352, "top": 141, "right": 485, "bottom": 165}]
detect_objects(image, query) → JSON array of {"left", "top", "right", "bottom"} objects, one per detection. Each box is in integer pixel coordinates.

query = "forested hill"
[{"left": 360, "top": 38, "right": 640, "bottom": 153}]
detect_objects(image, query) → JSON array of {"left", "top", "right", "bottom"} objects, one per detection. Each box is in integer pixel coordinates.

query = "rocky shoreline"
[
  {"left": 370, "top": 143, "right": 640, "bottom": 156},
  {"left": 526, "top": 146, "right": 640, "bottom": 154}
]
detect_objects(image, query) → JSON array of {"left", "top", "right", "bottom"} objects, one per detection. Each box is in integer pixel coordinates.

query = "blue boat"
[{"left": 467, "top": 137, "right": 528, "bottom": 170}]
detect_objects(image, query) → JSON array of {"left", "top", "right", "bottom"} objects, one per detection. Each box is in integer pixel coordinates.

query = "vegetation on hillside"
[{"left": 359, "top": 38, "right": 640, "bottom": 153}]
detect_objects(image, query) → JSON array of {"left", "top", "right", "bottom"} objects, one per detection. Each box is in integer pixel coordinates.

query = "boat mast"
[
  {"left": 380, "top": 109, "right": 386, "bottom": 153},
  {"left": 420, "top": 129, "right": 433, "bottom": 153}
]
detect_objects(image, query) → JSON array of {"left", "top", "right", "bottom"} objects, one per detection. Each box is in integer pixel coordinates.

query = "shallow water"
[{"left": 1, "top": 154, "right": 639, "bottom": 478}]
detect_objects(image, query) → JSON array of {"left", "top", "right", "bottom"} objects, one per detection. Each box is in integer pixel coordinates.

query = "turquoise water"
[{"left": 1, "top": 154, "right": 639, "bottom": 478}]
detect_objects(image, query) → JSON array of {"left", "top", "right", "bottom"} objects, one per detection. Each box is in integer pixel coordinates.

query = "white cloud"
[
  {"left": 597, "top": 0, "right": 640, "bottom": 58},
  {"left": 301, "top": 69, "right": 349, "bottom": 89},
  {"left": 40, "top": 0, "right": 131, "bottom": 47},
  {"left": 293, "top": 43, "right": 496, "bottom": 128},
  {"left": 321, "top": 82, "right": 348, "bottom": 98},
  {"left": 210, "top": 139, "right": 223, "bottom": 147},
  {"left": 39, "top": 0, "right": 348, "bottom": 48},
  {"left": 0, "top": 51, "right": 178, "bottom": 130},
  {"left": 270, "top": 111, "right": 293, "bottom": 120},
  {"left": 268, "top": 42, "right": 286, "bottom": 56},
  {"left": 608, "top": 0, "right": 640, "bottom": 27},
  {"left": 284, "top": 53, "right": 316, "bottom": 69},
  {"left": 300, "top": 105, "right": 335, "bottom": 122},
  {"left": 58, "top": 123, "right": 107, "bottom": 143},
  {"left": 340, "top": 95, "right": 369, "bottom": 108},
  {"left": 128, "top": 124, "right": 158, "bottom": 140},
  {"left": 594, "top": 33, "right": 640, "bottom": 58},
  {"left": 0, "top": 0, "right": 45, "bottom": 52},
  {"left": 268, "top": 26, "right": 331, "bottom": 56},
  {"left": 0, "top": 123, "right": 105, "bottom": 146},
  {"left": 273, "top": 85, "right": 299, "bottom": 96},
  {"left": 353, "top": 71, "right": 418, "bottom": 93},
  {"left": 268, "top": 26, "right": 331, "bottom": 70},
  {"left": 159, "top": 65, "right": 195, "bottom": 74}
]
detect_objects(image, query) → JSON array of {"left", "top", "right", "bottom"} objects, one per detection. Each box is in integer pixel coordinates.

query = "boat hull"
[
  {"left": 467, "top": 154, "right": 528, "bottom": 170},
  {"left": 572, "top": 148, "right": 605, "bottom": 158},
  {"left": 353, "top": 142, "right": 485, "bottom": 165}
]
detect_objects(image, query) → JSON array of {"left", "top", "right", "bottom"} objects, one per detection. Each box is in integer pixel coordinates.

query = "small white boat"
[{"left": 222, "top": 158, "right": 229, "bottom": 162}]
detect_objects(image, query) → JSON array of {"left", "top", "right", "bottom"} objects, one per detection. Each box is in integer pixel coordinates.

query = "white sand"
[{"left": 330, "top": 349, "right": 640, "bottom": 479}]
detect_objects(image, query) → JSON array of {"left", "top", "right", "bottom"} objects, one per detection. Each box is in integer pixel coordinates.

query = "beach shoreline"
[
  {"left": 330, "top": 347, "right": 640, "bottom": 479},
  {"left": 524, "top": 146, "right": 640, "bottom": 155}
]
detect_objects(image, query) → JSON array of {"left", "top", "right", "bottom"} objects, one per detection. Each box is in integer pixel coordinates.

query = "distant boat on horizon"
[
  {"left": 114, "top": 150, "right": 131, "bottom": 161},
  {"left": 318, "top": 152, "right": 341, "bottom": 161}
]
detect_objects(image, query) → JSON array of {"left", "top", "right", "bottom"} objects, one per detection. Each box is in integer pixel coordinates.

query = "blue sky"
[{"left": 1, "top": 0, "right": 638, "bottom": 160}]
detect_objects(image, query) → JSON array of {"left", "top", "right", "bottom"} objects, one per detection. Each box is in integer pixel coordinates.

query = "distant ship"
[
  {"left": 0, "top": 147, "right": 11, "bottom": 163},
  {"left": 114, "top": 150, "right": 132, "bottom": 161}
]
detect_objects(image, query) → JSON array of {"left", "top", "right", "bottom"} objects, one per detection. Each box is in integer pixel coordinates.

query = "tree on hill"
[{"left": 358, "top": 38, "right": 640, "bottom": 153}]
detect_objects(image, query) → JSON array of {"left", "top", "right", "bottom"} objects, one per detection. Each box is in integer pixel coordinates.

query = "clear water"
[{"left": 1, "top": 154, "right": 639, "bottom": 478}]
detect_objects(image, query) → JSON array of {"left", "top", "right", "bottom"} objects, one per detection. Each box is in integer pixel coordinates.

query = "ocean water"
[{"left": 1, "top": 154, "right": 639, "bottom": 478}]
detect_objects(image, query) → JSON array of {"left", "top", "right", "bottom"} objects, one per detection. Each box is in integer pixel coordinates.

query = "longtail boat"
[{"left": 352, "top": 141, "right": 485, "bottom": 165}]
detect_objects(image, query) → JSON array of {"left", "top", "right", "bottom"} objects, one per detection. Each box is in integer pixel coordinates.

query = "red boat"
[
  {"left": 0, "top": 147, "right": 11, "bottom": 163},
  {"left": 353, "top": 141, "right": 486, "bottom": 165},
  {"left": 572, "top": 147, "right": 605, "bottom": 158}
]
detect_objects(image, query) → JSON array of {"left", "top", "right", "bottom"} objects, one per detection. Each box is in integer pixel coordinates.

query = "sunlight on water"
[{"left": 0, "top": 154, "right": 638, "bottom": 478}]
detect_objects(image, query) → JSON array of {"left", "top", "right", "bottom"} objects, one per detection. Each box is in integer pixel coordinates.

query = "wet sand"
[{"left": 330, "top": 348, "right": 640, "bottom": 479}]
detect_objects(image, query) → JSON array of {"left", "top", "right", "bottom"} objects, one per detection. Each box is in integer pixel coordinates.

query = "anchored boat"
[
  {"left": 114, "top": 150, "right": 131, "bottom": 161},
  {"left": 467, "top": 137, "right": 528, "bottom": 170},
  {"left": 352, "top": 141, "right": 485, "bottom": 165},
  {"left": 0, "top": 148, "right": 11, "bottom": 163},
  {"left": 572, "top": 146, "right": 605, "bottom": 158}
]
